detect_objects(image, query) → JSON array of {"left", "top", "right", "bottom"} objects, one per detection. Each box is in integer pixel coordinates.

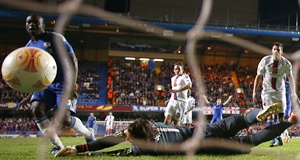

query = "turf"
[{"left": 1, "top": 136, "right": 300, "bottom": 160}]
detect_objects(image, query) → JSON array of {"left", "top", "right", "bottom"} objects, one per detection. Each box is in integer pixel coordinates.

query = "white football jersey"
[
  {"left": 170, "top": 73, "right": 192, "bottom": 101},
  {"left": 105, "top": 115, "right": 114, "bottom": 127},
  {"left": 257, "top": 55, "right": 292, "bottom": 94}
]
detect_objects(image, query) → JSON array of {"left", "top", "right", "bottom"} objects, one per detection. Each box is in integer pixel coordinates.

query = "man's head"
[
  {"left": 26, "top": 13, "right": 45, "bottom": 37},
  {"left": 125, "top": 119, "right": 159, "bottom": 145},
  {"left": 216, "top": 98, "right": 222, "bottom": 105},
  {"left": 173, "top": 62, "right": 184, "bottom": 75},
  {"left": 272, "top": 42, "right": 283, "bottom": 61}
]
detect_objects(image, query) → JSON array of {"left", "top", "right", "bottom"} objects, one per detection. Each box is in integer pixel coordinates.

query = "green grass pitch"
[{"left": 1, "top": 136, "right": 300, "bottom": 160}]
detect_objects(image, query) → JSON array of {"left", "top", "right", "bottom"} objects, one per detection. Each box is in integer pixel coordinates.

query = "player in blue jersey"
[
  {"left": 204, "top": 95, "right": 233, "bottom": 123},
  {"left": 17, "top": 14, "right": 95, "bottom": 154},
  {"left": 87, "top": 113, "right": 97, "bottom": 129},
  {"left": 55, "top": 103, "right": 297, "bottom": 157}
]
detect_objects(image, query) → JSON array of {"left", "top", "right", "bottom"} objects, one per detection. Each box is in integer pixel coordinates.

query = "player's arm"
[
  {"left": 55, "top": 32, "right": 78, "bottom": 98},
  {"left": 252, "top": 75, "right": 262, "bottom": 102},
  {"left": 88, "top": 148, "right": 135, "bottom": 156},
  {"left": 94, "top": 119, "right": 97, "bottom": 126},
  {"left": 203, "top": 95, "right": 210, "bottom": 104},
  {"left": 16, "top": 93, "right": 33, "bottom": 110},
  {"left": 287, "top": 74, "right": 297, "bottom": 99},
  {"left": 170, "top": 83, "right": 191, "bottom": 93},
  {"left": 72, "top": 55, "right": 79, "bottom": 99},
  {"left": 164, "top": 99, "right": 170, "bottom": 106},
  {"left": 71, "top": 54, "right": 78, "bottom": 83},
  {"left": 104, "top": 118, "right": 107, "bottom": 126},
  {"left": 55, "top": 130, "right": 128, "bottom": 157},
  {"left": 223, "top": 95, "right": 233, "bottom": 105}
]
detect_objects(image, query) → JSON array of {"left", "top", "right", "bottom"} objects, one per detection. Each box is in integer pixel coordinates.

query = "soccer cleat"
[
  {"left": 49, "top": 146, "right": 61, "bottom": 154},
  {"left": 85, "top": 128, "right": 96, "bottom": 143},
  {"left": 288, "top": 110, "right": 299, "bottom": 123},
  {"left": 256, "top": 103, "right": 282, "bottom": 121},
  {"left": 269, "top": 142, "right": 278, "bottom": 147},
  {"left": 54, "top": 146, "right": 78, "bottom": 157},
  {"left": 277, "top": 136, "right": 283, "bottom": 146},
  {"left": 285, "top": 137, "right": 290, "bottom": 143}
]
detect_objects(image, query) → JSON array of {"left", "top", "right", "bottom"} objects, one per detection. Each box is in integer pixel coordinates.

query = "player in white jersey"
[
  {"left": 253, "top": 42, "right": 297, "bottom": 146},
  {"left": 182, "top": 89, "right": 195, "bottom": 128},
  {"left": 104, "top": 112, "right": 114, "bottom": 136},
  {"left": 253, "top": 42, "right": 297, "bottom": 113},
  {"left": 164, "top": 63, "right": 192, "bottom": 126}
]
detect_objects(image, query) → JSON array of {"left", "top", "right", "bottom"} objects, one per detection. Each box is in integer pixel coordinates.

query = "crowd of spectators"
[
  {"left": 77, "top": 61, "right": 101, "bottom": 104},
  {"left": 0, "top": 56, "right": 29, "bottom": 104},
  {"left": 0, "top": 56, "right": 297, "bottom": 109},
  {"left": 2, "top": 57, "right": 300, "bottom": 138},
  {"left": 198, "top": 64, "right": 236, "bottom": 106},
  {"left": 236, "top": 66, "right": 262, "bottom": 108},
  {"left": 0, "top": 116, "right": 37, "bottom": 135},
  {"left": 109, "top": 59, "right": 158, "bottom": 106}
]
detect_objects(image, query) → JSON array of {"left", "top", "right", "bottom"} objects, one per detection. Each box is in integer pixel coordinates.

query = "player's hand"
[
  {"left": 16, "top": 94, "right": 32, "bottom": 111},
  {"left": 54, "top": 146, "right": 78, "bottom": 157},
  {"left": 169, "top": 89, "right": 178, "bottom": 93},
  {"left": 291, "top": 94, "right": 299, "bottom": 103},
  {"left": 164, "top": 100, "right": 170, "bottom": 106},
  {"left": 252, "top": 93, "right": 258, "bottom": 103}
]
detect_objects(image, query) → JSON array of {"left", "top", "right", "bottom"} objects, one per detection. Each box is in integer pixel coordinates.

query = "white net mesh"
[{"left": 1, "top": 0, "right": 300, "bottom": 159}]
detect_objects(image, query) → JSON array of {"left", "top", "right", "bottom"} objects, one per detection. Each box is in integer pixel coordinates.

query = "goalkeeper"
[{"left": 55, "top": 103, "right": 296, "bottom": 157}]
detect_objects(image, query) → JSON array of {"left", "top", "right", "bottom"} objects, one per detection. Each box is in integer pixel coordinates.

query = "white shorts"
[
  {"left": 164, "top": 100, "right": 185, "bottom": 120},
  {"left": 181, "top": 111, "right": 192, "bottom": 124},
  {"left": 261, "top": 91, "right": 286, "bottom": 113},
  {"left": 106, "top": 125, "right": 113, "bottom": 130},
  {"left": 67, "top": 99, "right": 77, "bottom": 113}
]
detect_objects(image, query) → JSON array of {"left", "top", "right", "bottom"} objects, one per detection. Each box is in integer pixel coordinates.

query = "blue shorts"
[
  {"left": 285, "top": 92, "right": 292, "bottom": 117},
  {"left": 30, "top": 82, "right": 76, "bottom": 114},
  {"left": 285, "top": 83, "right": 292, "bottom": 117}
]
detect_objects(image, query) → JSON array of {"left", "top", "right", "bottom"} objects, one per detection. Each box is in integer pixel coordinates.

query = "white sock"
[
  {"left": 70, "top": 116, "right": 91, "bottom": 137},
  {"left": 36, "top": 117, "right": 64, "bottom": 149}
]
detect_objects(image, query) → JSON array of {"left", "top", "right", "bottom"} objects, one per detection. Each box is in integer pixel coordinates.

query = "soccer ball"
[{"left": 1, "top": 47, "right": 57, "bottom": 93}]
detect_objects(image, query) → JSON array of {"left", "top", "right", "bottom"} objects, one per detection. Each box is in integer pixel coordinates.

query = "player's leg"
[
  {"left": 281, "top": 129, "right": 290, "bottom": 143},
  {"left": 186, "top": 112, "right": 193, "bottom": 128},
  {"left": 210, "top": 117, "right": 216, "bottom": 123},
  {"left": 105, "top": 128, "right": 110, "bottom": 137},
  {"left": 260, "top": 93, "right": 284, "bottom": 147},
  {"left": 248, "top": 121, "right": 294, "bottom": 146},
  {"left": 30, "top": 90, "right": 65, "bottom": 154},
  {"left": 60, "top": 99, "right": 95, "bottom": 142},
  {"left": 164, "top": 100, "right": 175, "bottom": 125},
  {"left": 173, "top": 101, "right": 185, "bottom": 126},
  {"left": 281, "top": 91, "right": 292, "bottom": 144},
  {"left": 202, "top": 103, "right": 281, "bottom": 139},
  {"left": 32, "top": 101, "right": 64, "bottom": 150},
  {"left": 107, "top": 127, "right": 113, "bottom": 136}
]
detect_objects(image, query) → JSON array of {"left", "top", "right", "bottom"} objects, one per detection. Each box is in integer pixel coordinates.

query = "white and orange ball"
[{"left": 1, "top": 47, "right": 57, "bottom": 93}]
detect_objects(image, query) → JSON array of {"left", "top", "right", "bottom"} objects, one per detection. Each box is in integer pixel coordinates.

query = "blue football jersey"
[{"left": 26, "top": 31, "right": 75, "bottom": 83}]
